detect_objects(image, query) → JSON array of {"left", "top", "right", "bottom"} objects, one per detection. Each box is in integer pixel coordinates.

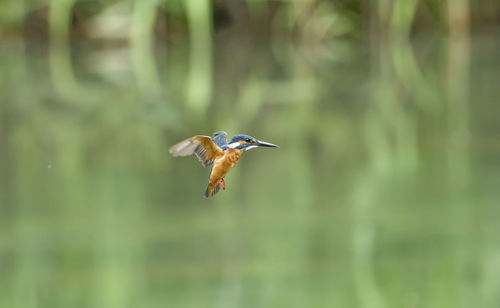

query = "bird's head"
[{"left": 227, "top": 134, "right": 279, "bottom": 151}]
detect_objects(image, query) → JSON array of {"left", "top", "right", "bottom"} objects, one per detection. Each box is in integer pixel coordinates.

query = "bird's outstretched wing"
[
  {"left": 169, "top": 135, "right": 224, "bottom": 167},
  {"left": 211, "top": 131, "right": 228, "bottom": 149}
]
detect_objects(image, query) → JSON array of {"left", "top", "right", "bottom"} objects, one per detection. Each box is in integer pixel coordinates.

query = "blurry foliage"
[
  {"left": 0, "top": 0, "right": 498, "bottom": 41},
  {"left": 1, "top": 0, "right": 500, "bottom": 307}
]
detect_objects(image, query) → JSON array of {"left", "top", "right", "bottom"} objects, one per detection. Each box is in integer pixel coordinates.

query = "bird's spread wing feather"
[
  {"left": 169, "top": 135, "right": 224, "bottom": 167},
  {"left": 211, "top": 131, "right": 228, "bottom": 149}
]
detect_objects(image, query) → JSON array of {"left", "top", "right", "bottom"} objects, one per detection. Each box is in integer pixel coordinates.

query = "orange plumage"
[{"left": 205, "top": 148, "right": 242, "bottom": 197}]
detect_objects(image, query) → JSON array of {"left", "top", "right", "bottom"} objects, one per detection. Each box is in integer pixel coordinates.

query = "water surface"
[{"left": 1, "top": 32, "right": 500, "bottom": 307}]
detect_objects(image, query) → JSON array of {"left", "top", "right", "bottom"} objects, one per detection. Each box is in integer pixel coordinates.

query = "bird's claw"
[{"left": 218, "top": 178, "right": 226, "bottom": 190}]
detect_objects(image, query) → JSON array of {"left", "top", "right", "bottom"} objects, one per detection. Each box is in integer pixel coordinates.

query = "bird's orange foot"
[{"left": 218, "top": 178, "right": 226, "bottom": 190}]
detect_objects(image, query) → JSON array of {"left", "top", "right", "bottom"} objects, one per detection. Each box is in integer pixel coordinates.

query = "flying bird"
[{"left": 169, "top": 131, "right": 279, "bottom": 197}]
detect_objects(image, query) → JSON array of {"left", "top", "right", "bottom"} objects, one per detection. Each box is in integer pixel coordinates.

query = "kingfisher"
[{"left": 169, "top": 131, "right": 279, "bottom": 197}]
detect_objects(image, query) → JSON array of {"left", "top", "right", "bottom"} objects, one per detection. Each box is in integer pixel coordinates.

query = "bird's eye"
[{"left": 246, "top": 138, "right": 252, "bottom": 143}]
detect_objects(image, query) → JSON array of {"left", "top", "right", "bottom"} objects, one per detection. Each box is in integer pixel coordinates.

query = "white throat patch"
[
  {"left": 244, "top": 145, "right": 257, "bottom": 151},
  {"left": 228, "top": 142, "right": 240, "bottom": 149}
]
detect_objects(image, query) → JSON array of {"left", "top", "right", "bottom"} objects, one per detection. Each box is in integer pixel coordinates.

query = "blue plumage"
[
  {"left": 211, "top": 131, "right": 228, "bottom": 149},
  {"left": 229, "top": 134, "right": 254, "bottom": 143}
]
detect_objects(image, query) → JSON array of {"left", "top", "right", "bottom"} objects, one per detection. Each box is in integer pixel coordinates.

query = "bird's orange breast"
[{"left": 209, "top": 149, "right": 242, "bottom": 182}]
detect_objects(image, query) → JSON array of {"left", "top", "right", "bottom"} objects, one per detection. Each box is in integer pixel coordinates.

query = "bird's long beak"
[{"left": 256, "top": 140, "right": 279, "bottom": 148}]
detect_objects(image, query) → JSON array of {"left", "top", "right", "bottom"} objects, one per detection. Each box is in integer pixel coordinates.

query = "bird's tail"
[{"left": 204, "top": 181, "right": 222, "bottom": 198}]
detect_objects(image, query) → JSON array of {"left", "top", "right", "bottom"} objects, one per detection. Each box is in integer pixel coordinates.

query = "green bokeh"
[{"left": 1, "top": 1, "right": 500, "bottom": 307}]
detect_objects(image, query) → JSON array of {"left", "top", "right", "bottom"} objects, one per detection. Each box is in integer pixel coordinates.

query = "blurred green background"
[{"left": 1, "top": 0, "right": 500, "bottom": 307}]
